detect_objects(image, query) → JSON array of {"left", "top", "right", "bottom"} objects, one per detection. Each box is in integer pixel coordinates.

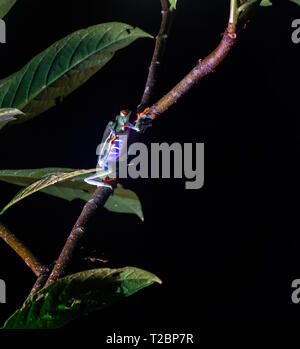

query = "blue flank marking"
[{"left": 104, "top": 137, "right": 123, "bottom": 171}]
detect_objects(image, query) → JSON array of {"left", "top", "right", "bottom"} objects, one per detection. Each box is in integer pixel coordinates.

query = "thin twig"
[
  {"left": 229, "top": 0, "right": 238, "bottom": 33},
  {"left": 45, "top": 187, "right": 112, "bottom": 286},
  {"left": 0, "top": 221, "right": 45, "bottom": 276},
  {"left": 138, "top": 0, "right": 175, "bottom": 112}
]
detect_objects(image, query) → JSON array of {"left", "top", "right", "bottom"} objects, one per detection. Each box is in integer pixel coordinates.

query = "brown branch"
[
  {"left": 43, "top": 1, "right": 240, "bottom": 288},
  {"left": 149, "top": 23, "right": 237, "bottom": 116},
  {"left": 138, "top": 0, "right": 175, "bottom": 112},
  {"left": 44, "top": 1, "right": 175, "bottom": 287},
  {"left": 28, "top": 264, "right": 52, "bottom": 297},
  {"left": 0, "top": 221, "right": 45, "bottom": 276},
  {"left": 45, "top": 186, "right": 112, "bottom": 286}
]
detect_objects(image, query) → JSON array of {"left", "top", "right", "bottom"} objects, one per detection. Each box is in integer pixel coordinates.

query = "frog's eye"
[{"left": 121, "top": 110, "right": 128, "bottom": 116}]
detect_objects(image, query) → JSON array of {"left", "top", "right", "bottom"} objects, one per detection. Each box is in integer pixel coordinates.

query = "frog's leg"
[
  {"left": 84, "top": 170, "right": 114, "bottom": 189},
  {"left": 84, "top": 174, "right": 112, "bottom": 188}
]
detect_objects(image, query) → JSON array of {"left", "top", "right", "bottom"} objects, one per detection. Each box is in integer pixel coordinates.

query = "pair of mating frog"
[{"left": 84, "top": 108, "right": 155, "bottom": 189}]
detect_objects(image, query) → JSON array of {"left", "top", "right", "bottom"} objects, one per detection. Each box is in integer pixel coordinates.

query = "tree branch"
[
  {"left": 44, "top": 1, "right": 175, "bottom": 287},
  {"left": 149, "top": 2, "right": 238, "bottom": 116},
  {"left": 0, "top": 221, "right": 45, "bottom": 276},
  {"left": 43, "top": 0, "right": 241, "bottom": 288},
  {"left": 28, "top": 264, "right": 52, "bottom": 297},
  {"left": 45, "top": 186, "right": 112, "bottom": 286},
  {"left": 138, "top": 0, "right": 175, "bottom": 112}
]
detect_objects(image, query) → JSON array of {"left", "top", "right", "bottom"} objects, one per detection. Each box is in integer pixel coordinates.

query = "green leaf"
[
  {"left": 169, "top": 0, "right": 177, "bottom": 10},
  {"left": 0, "top": 108, "right": 24, "bottom": 130},
  {"left": 289, "top": 0, "right": 300, "bottom": 6},
  {"left": 105, "top": 185, "right": 144, "bottom": 221},
  {"left": 0, "top": 168, "right": 96, "bottom": 214},
  {"left": 260, "top": 0, "right": 272, "bottom": 6},
  {"left": 0, "top": 0, "right": 16, "bottom": 19},
  {"left": 0, "top": 168, "right": 144, "bottom": 220},
  {"left": 0, "top": 22, "right": 152, "bottom": 129},
  {"left": 2, "top": 267, "right": 162, "bottom": 329}
]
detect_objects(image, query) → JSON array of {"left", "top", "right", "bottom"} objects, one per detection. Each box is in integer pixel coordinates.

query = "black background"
[{"left": 0, "top": 0, "right": 299, "bottom": 330}]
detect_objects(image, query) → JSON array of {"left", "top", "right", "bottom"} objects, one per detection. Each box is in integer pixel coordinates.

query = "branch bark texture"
[
  {"left": 149, "top": 25, "right": 237, "bottom": 116},
  {"left": 138, "top": 0, "right": 175, "bottom": 112},
  {"left": 0, "top": 221, "right": 45, "bottom": 276},
  {"left": 45, "top": 187, "right": 112, "bottom": 286}
]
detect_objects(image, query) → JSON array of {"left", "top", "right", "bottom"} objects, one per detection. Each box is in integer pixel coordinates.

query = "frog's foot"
[
  {"left": 102, "top": 177, "right": 117, "bottom": 188},
  {"left": 136, "top": 108, "right": 156, "bottom": 121},
  {"left": 132, "top": 108, "right": 156, "bottom": 133}
]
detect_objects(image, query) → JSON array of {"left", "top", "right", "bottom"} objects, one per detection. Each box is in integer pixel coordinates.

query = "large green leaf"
[
  {"left": 0, "top": 168, "right": 144, "bottom": 220},
  {"left": 0, "top": 108, "right": 24, "bottom": 130},
  {"left": 0, "top": 0, "right": 16, "bottom": 19},
  {"left": 2, "top": 267, "right": 162, "bottom": 329},
  {"left": 0, "top": 22, "right": 152, "bottom": 128}
]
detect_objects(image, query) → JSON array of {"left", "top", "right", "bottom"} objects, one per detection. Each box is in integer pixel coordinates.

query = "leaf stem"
[
  {"left": 138, "top": 0, "right": 175, "bottom": 112},
  {"left": 229, "top": 0, "right": 239, "bottom": 32},
  {"left": 0, "top": 221, "right": 45, "bottom": 276}
]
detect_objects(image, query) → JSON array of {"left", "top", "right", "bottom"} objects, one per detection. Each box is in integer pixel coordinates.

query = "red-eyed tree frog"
[{"left": 84, "top": 108, "right": 155, "bottom": 189}]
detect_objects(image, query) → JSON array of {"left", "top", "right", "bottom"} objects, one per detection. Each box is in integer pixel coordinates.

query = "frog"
[{"left": 84, "top": 108, "right": 155, "bottom": 189}]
